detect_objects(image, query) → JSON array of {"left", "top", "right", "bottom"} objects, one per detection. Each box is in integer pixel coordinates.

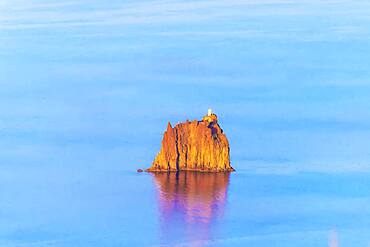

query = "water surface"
[
  {"left": 2, "top": 0, "right": 370, "bottom": 246},
  {"left": 1, "top": 167, "right": 370, "bottom": 246}
]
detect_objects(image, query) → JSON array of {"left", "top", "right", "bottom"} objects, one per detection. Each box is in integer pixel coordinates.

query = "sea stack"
[{"left": 146, "top": 109, "right": 234, "bottom": 172}]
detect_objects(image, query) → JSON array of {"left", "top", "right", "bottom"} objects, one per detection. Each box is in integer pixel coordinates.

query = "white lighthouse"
[{"left": 203, "top": 108, "right": 217, "bottom": 123}]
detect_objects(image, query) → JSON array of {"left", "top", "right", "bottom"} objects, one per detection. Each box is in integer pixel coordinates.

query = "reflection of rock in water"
[
  {"left": 152, "top": 172, "right": 230, "bottom": 246},
  {"left": 329, "top": 230, "right": 339, "bottom": 247}
]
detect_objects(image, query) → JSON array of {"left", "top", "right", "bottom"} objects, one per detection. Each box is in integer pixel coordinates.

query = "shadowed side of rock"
[{"left": 146, "top": 113, "right": 234, "bottom": 172}]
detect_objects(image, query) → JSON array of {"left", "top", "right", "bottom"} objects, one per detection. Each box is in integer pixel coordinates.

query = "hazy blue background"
[{"left": 1, "top": 0, "right": 370, "bottom": 246}]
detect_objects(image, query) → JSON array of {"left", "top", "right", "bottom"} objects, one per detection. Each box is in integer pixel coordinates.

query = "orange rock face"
[{"left": 146, "top": 113, "right": 234, "bottom": 172}]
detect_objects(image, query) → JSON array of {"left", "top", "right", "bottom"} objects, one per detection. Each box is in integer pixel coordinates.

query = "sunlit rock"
[{"left": 146, "top": 110, "right": 234, "bottom": 172}]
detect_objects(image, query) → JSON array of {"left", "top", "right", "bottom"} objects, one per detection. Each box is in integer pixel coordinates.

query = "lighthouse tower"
[{"left": 202, "top": 108, "right": 218, "bottom": 123}]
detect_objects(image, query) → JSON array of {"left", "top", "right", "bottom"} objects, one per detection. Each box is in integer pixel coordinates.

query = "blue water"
[
  {"left": 1, "top": 169, "right": 370, "bottom": 246},
  {"left": 2, "top": 0, "right": 370, "bottom": 246}
]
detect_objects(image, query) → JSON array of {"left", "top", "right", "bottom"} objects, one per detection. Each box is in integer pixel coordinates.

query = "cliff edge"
[{"left": 146, "top": 110, "right": 234, "bottom": 172}]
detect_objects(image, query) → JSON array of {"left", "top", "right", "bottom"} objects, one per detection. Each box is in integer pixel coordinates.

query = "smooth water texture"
[
  {"left": 2, "top": 169, "right": 370, "bottom": 246},
  {"left": 2, "top": 0, "right": 370, "bottom": 246}
]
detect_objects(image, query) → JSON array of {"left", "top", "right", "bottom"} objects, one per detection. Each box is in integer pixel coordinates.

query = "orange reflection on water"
[{"left": 152, "top": 172, "right": 230, "bottom": 246}]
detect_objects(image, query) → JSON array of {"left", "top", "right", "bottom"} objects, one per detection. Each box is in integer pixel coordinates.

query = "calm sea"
[
  {"left": 1, "top": 166, "right": 370, "bottom": 246},
  {"left": 2, "top": 0, "right": 370, "bottom": 246}
]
